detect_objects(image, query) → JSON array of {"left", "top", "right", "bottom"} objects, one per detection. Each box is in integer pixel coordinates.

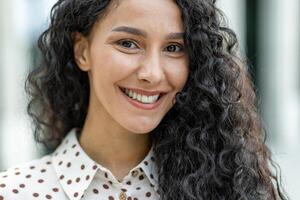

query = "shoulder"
[{"left": 0, "top": 154, "right": 62, "bottom": 199}]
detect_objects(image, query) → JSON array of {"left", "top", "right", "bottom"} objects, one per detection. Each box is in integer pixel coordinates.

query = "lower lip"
[{"left": 119, "top": 87, "right": 164, "bottom": 110}]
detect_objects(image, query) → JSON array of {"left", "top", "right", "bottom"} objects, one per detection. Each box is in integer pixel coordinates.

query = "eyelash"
[{"left": 116, "top": 39, "right": 184, "bottom": 53}]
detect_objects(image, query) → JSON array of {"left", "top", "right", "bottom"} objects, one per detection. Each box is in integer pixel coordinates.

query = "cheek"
[
  {"left": 90, "top": 48, "right": 140, "bottom": 80},
  {"left": 166, "top": 59, "right": 189, "bottom": 90}
]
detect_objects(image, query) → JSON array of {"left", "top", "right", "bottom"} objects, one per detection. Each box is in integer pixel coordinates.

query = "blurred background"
[{"left": 0, "top": 0, "right": 299, "bottom": 199}]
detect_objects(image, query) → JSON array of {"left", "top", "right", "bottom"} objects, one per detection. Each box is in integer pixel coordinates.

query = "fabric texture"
[{"left": 0, "top": 128, "right": 159, "bottom": 200}]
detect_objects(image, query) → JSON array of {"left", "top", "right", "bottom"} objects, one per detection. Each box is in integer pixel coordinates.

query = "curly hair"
[{"left": 25, "top": 0, "right": 288, "bottom": 199}]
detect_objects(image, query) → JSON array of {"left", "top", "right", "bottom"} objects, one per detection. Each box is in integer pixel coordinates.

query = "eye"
[
  {"left": 165, "top": 44, "right": 184, "bottom": 53},
  {"left": 116, "top": 39, "right": 139, "bottom": 49}
]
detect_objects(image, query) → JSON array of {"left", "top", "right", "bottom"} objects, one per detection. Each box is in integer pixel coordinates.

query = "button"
[
  {"left": 131, "top": 170, "right": 139, "bottom": 177},
  {"left": 119, "top": 191, "right": 127, "bottom": 200}
]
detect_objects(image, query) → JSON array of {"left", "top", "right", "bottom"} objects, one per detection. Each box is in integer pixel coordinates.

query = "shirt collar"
[{"left": 51, "top": 128, "right": 158, "bottom": 200}]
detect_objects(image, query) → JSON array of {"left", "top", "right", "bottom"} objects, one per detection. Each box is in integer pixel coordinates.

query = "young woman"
[{"left": 0, "top": 0, "right": 287, "bottom": 199}]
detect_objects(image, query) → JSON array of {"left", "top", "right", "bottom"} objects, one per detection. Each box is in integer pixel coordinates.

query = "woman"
[{"left": 0, "top": 0, "right": 287, "bottom": 199}]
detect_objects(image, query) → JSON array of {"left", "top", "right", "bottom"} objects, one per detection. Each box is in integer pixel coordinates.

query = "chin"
[
  {"left": 129, "top": 127, "right": 155, "bottom": 134},
  {"left": 125, "top": 123, "right": 159, "bottom": 134}
]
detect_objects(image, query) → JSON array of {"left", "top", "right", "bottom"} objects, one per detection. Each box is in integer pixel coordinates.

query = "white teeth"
[
  {"left": 133, "top": 92, "right": 137, "bottom": 99},
  {"left": 123, "top": 88, "right": 160, "bottom": 104},
  {"left": 142, "top": 95, "right": 147, "bottom": 102}
]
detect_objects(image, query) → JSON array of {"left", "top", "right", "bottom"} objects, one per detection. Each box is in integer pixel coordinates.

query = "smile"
[
  {"left": 120, "top": 87, "right": 162, "bottom": 104},
  {"left": 119, "top": 87, "right": 166, "bottom": 110}
]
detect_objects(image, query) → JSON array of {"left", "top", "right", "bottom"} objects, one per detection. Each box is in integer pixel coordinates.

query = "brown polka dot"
[
  {"left": 46, "top": 161, "right": 52, "bottom": 165},
  {"left": 93, "top": 188, "right": 99, "bottom": 194},
  {"left": 104, "top": 172, "right": 108, "bottom": 178},
  {"left": 72, "top": 144, "right": 77, "bottom": 148},
  {"left": 12, "top": 189, "right": 19, "bottom": 193},
  {"left": 150, "top": 183, "right": 154, "bottom": 187},
  {"left": 67, "top": 180, "right": 72, "bottom": 184},
  {"left": 58, "top": 161, "right": 63, "bottom": 165},
  {"left": 33, "top": 193, "right": 39, "bottom": 197},
  {"left": 136, "top": 187, "right": 141, "bottom": 190},
  {"left": 126, "top": 181, "right": 131, "bottom": 185},
  {"left": 74, "top": 192, "right": 78, "bottom": 197},
  {"left": 86, "top": 175, "right": 90, "bottom": 180},
  {"left": 144, "top": 161, "right": 148, "bottom": 165},
  {"left": 81, "top": 164, "right": 85, "bottom": 170},
  {"left": 25, "top": 174, "right": 31, "bottom": 178},
  {"left": 75, "top": 152, "right": 80, "bottom": 156},
  {"left": 60, "top": 175, "right": 64, "bottom": 180},
  {"left": 109, "top": 196, "right": 115, "bottom": 200},
  {"left": 150, "top": 174, "right": 154, "bottom": 179},
  {"left": 38, "top": 179, "right": 44, "bottom": 183},
  {"left": 103, "top": 184, "right": 109, "bottom": 189},
  {"left": 138, "top": 174, "right": 144, "bottom": 180},
  {"left": 0, "top": 195, "right": 3, "bottom": 200},
  {"left": 46, "top": 194, "right": 52, "bottom": 199},
  {"left": 127, "top": 197, "right": 132, "bottom": 200},
  {"left": 145, "top": 192, "right": 151, "bottom": 197},
  {"left": 63, "top": 150, "right": 67, "bottom": 154},
  {"left": 30, "top": 166, "right": 35, "bottom": 169},
  {"left": 92, "top": 165, "right": 97, "bottom": 170},
  {"left": 0, "top": 183, "right": 6, "bottom": 188},
  {"left": 150, "top": 156, "right": 155, "bottom": 162},
  {"left": 52, "top": 188, "right": 59, "bottom": 192},
  {"left": 15, "top": 172, "right": 20, "bottom": 175},
  {"left": 108, "top": 180, "right": 113, "bottom": 185},
  {"left": 121, "top": 188, "right": 127, "bottom": 192},
  {"left": 133, "top": 198, "right": 138, "bottom": 200},
  {"left": 2, "top": 175, "right": 7, "bottom": 178},
  {"left": 67, "top": 162, "right": 71, "bottom": 167},
  {"left": 76, "top": 177, "right": 81, "bottom": 182},
  {"left": 19, "top": 184, "right": 25, "bottom": 188},
  {"left": 41, "top": 169, "right": 46, "bottom": 173}
]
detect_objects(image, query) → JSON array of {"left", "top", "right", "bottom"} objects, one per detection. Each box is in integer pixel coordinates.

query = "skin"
[{"left": 74, "top": 0, "right": 189, "bottom": 181}]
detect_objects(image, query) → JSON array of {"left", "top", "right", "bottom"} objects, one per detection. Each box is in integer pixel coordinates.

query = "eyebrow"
[{"left": 111, "top": 26, "right": 184, "bottom": 40}]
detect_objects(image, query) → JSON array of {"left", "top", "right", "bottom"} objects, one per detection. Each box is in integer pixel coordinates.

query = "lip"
[{"left": 119, "top": 87, "right": 165, "bottom": 110}]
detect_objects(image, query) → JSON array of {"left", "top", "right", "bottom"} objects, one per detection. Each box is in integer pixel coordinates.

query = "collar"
[{"left": 51, "top": 128, "right": 158, "bottom": 200}]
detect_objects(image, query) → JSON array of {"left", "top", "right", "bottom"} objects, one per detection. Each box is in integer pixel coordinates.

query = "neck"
[{"left": 79, "top": 102, "right": 152, "bottom": 181}]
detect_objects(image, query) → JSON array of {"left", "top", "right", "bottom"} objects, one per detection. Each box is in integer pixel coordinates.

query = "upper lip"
[{"left": 120, "top": 87, "right": 167, "bottom": 96}]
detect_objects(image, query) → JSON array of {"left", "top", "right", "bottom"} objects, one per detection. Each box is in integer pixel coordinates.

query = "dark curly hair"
[{"left": 25, "top": 0, "right": 288, "bottom": 199}]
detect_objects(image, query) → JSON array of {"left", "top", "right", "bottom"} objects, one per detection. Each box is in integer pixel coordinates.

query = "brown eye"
[
  {"left": 117, "top": 40, "right": 138, "bottom": 49},
  {"left": 165, "top": 44, "right": 183, "bottom": 53}
]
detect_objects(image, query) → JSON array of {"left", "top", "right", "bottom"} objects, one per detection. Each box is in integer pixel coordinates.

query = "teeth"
[{"left": 123, "top": 88, "right": 160, "bottom": 104}]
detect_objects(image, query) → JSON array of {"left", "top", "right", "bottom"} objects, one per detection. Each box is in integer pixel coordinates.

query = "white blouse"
[{"left": 0, "top": 128, "right": 160, "bottom": 200}]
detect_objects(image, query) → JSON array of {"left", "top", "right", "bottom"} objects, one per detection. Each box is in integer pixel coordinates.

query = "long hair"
[{"left": 25, "top": 0, "right": 288, "bottom": 199}]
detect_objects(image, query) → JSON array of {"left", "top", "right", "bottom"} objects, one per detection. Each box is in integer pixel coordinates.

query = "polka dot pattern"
[{"left": 0, "top": 128, "right": 159, "bottom": 200}]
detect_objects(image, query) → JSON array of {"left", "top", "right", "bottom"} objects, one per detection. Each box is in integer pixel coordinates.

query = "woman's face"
[{"left": 74, "top": 0, "right": 189, "bottom": 134}]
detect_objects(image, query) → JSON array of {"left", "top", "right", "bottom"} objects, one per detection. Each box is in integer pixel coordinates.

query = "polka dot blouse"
[{"left": 0, "top": 128, "right": 160, "bottom": 200}]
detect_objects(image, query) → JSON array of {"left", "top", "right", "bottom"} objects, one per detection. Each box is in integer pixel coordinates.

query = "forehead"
[{"left": 95, "top": 0, "right": 184, "bottom": 34}]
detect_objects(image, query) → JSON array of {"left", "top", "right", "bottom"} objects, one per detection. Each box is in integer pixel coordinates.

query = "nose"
[{"left": 136, "top": 50, "right": 165, "bottom": 86}]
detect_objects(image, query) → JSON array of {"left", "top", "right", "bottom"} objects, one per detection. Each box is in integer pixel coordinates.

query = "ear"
[{"left": 72, "top": 32, "right": 90, "bottom": 71}]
